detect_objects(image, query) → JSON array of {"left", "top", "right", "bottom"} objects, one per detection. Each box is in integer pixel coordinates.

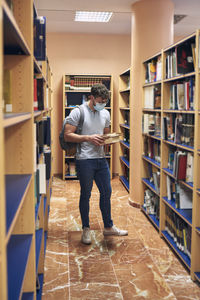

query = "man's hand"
[{"left": 88, "top": 134, "right": 105, "bottom": 146}]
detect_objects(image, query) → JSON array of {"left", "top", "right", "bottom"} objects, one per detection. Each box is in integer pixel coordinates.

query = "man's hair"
[{"left": 91, "top": 84, "right": 110, "bottom": 100}]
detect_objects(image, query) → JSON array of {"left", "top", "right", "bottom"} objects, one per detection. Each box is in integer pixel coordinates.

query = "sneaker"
[
  {"left": 103, "top": 225, "right": 128, "bottom": 236},
  {"left": 81, "top": 227, "right": 91, "bottom": 244}
]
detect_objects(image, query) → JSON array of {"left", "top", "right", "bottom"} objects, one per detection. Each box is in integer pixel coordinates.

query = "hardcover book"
[
  {"left": 176, "top": 42, "right": 194, "bottom": 74},
  {"left": 103, "top": 133, "right": 121, "bottom": 144}
]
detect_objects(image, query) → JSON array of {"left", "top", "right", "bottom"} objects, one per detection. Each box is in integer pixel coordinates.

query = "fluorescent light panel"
[{"left": 75, "top": 11, "right": 112, "bottom": 22}]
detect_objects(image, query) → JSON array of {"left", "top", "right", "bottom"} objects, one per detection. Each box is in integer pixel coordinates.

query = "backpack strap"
[
  {"left": 76, "top": 104, "right": 84, "bottom": 133},
  {"left": 76, "top": 104, "right": 85, "bottom": 154}
]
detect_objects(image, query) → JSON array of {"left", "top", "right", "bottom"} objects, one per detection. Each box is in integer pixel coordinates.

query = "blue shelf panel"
[
  {"left": 120, "top": 156, "right": 130, "bottom": 168},
  {"left": 7, "top": 234, "right": 33, "bottom": 300},
  {"left": 163, "top": 197, "right": 192, "bottom": 225},
  {"left": 142, "top": 206, "right": 159, "bottom": 229},
  {"left": 65, "top": 174, "right": 78, "bottom": 179},
  {"left": 21, "top": 292, "right": 34, "bottom": 300},
  {"left": 35, "top": 196, "right": 42, "bottom": 221},
  {"left": 143, "top": 156, "right": 160, "bottom": 168},
  {"left": 164, "top": 139, "right": 194, "bottom": 151},
  {"left": 119, "top": 175, "right": 129, "bottom": 191},
  {"left": 120, "top": 123, "right": 130, "bottom": 129},
  {"left": 195, "top": 272, "right": 200, "bottom": 282},
  {"left": 181, "top": 181, "right": 193, "bottom": 189},
  {"left": 196, "top": 227, "right": 200, "bottom": 233},
  {"left": 120, "top": 140, "right": 130, "bottom": 149},
  {"left": 44, "top": 196, "right": 47, "bottom": 215},
  {"left": 163, "top": 168, "right": 174, "bottom": 177},
  {"left": 162, "top": 230, "right": 191, "bottom": 269},
  {"left": 6, "top": 174, "right": 32, "bottom": 233},
  {"left": 36, "top": 273, "right": 44, "bottom": 300},
  {"left": 44, "top": 231, "right": 48, "bottom": 256},
  {"left": 142, "top": 178, "right": 159, "bottom": 195},
  {"left": 36, "top": 229, "right": 43, "bottom": 273}
]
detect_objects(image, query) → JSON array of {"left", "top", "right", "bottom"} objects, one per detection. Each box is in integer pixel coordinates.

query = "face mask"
[{"left": 94, "top": 102, "right": 107, "bottom": 111}]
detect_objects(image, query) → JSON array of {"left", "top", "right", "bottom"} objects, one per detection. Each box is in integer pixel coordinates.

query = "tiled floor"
[{"left": 42, "top": 176, "right": 200, "bottom": 299}]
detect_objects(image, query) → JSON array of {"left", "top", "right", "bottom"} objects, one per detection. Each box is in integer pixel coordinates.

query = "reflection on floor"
[{"left": 42, "top": 176, "right": 200, "bottom": 299}]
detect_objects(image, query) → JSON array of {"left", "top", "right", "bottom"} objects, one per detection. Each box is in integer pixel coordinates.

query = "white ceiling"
[{"left": 34, "top": 0, "right": 200, "bottom": 37}]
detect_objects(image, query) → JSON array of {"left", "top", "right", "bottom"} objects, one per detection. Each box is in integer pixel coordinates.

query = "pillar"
[{"left": 129, "top": 0, "right": 174, "bottom": 204}]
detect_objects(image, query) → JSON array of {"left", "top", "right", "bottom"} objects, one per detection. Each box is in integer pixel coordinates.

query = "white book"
[
  {"left": 178, "top": 185, "right": 192, "bottom": 209},
  {"left": 143, "top": 114, "right": 149, "bottom": 134},
  {"left": 167, "top": 176, "right": 172, "bottom": 200},
  {"left": 186, "top": 153, "right": 193, "bottom": 183},
  {"left": 37, "top": 164, "right": 46, "bottom": 194},
  {"left": 156, "top": 59, "right": 162, "bottom": 81},
  {"left": 177, "top": 83, "right": 185, "bottom": 110},
  {"left": 144, "top": 86, "right": 154, "bottom": 109}
]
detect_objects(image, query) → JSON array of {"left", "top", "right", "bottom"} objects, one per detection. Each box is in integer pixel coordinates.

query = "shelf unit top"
[
  {"left": 164, "top": 31, "right": 196, "bottom": 52},
  {"left": 143, "top": 51, "right": 162, "bottom": 64},
  {"left": 143, "top": 81, "right": 162, "bottom": 87},
  {"left": 119, "top": 68, "right": 130, "bottom": 76}
]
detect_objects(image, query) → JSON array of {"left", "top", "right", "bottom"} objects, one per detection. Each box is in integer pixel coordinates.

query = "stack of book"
[
  {"left": 143, "top": 113, "right": 161, "bottom": 137},
  {"left": 144, "top": 85, "right": 161, "bottom": 109},
  {"left": 143, "top": 137, "right": 161, "bottom": 163},
  {"left": 147, "top": 163, "right": 160, "bottom": 193},
  {"left": 103, "top": 133, "right": 121, "bottom": 145},
  {"left": 144, "top": 189, "right": 160, "bottom": 219},
  {"left": 162, "top": 114, "right": 194, "bottom": 147},
  {"left": 165, "top": 40, "right": 195, "bottom": 79},
  {"left": 169, "top": 78, "right": 195, "bottom": 110},
  {"left": 65, "top": 76, "right": 111, "bottom": 90},
  {"left": 165, "top": 206, "right": 192, "bottom": 258},
  {"left": 145, "top": 55, "right": 162, "bottom": 83}
]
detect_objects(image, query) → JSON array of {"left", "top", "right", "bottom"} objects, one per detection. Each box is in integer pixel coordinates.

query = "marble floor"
[{"left": 42, "top": 176, "right": 200, "bottom": 300}]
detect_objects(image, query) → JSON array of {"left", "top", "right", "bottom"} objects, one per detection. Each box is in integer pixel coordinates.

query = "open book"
[{"left": 102, "top": 133, "right": 121, "bottom": 144}]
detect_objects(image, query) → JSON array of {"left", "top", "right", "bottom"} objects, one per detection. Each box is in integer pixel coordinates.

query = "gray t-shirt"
[{"left": 65, "top": 102, "right": 110, "bottom": 159}]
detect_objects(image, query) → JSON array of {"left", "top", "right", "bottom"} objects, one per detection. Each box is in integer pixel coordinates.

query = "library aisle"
[{"left": 42, "top": 177, "right": 200, "bottom": 300}]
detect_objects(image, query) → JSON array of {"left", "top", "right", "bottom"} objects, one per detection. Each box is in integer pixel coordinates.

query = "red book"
[{"left": 177, "top": 154, "right": 187, "bottom": 180}]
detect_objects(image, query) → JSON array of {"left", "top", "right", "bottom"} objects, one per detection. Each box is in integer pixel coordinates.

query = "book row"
[{"left": 65, "top": 75, "right": 111, "bottom": 90}]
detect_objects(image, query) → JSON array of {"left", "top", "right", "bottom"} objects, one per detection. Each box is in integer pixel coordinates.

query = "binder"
[{"left": 34, "top": 16, "right": 46, "bottom": 61}]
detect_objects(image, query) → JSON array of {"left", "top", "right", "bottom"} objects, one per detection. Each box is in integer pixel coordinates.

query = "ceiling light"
[{"left": 75, "top": 11, "right": 113, "bottom": 23}]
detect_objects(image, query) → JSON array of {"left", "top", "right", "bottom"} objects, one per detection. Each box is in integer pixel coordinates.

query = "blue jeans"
[{"left": 76, "top": 158, "right": 113, "bottom": 229}]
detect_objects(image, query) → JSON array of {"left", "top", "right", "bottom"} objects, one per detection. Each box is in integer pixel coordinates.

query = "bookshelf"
[
  {"left": 62, "top": 74, "right": 113, "bottom": 180},
  {"left": 141, "top": 30, "right": 200, "bottom": 282},
  {"left": 0, "top": 1, "right": 53, "bottom": 299},
  {"left": 118, "top": 68, "right": 130, "bottom": 192}
]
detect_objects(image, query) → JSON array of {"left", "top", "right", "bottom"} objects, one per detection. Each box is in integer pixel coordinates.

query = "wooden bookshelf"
[
  {"left": 62, "top": 74, "right": 113, "bottom": 180},
  {"left": 118, "top": 68, "right": 130, "bottom": 192},
  {"left": 141, "top": 30, "right": 200, "bottom": 282},
  {"left": 0, "top": 1, "right": 53, "bottom": 299}
]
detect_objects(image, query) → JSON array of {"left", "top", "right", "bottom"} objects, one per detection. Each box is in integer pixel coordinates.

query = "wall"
[{"left": 46, "top": 32, "right": 131, "bottom": 175}]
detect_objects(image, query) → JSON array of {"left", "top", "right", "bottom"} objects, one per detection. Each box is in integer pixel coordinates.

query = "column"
[{"left": 129, "top": 0, "right": 174, "bottom": 204}]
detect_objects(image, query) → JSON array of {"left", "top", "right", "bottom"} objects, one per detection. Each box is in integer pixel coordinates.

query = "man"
[{"left": 64, "top": 83, "right": 128, "bottom": 244}]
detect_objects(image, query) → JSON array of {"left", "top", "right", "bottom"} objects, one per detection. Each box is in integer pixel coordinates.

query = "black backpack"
[{"left": 59, "top": 105, "right": 84, "bottom": 156}]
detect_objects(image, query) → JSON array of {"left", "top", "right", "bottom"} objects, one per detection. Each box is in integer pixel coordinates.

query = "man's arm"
[{"left": 64, "top": 123, "right": 104, "bottom": 146}]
